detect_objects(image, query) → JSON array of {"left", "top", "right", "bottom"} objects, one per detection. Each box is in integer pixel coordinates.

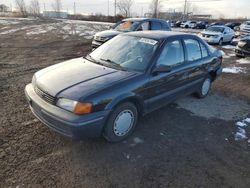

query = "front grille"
[{"left": 35, "top": 86, "right": 56, "bottom": 105}]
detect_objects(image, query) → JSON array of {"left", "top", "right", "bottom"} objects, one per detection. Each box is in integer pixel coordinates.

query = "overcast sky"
[{"left": 3, "top": 0, "right": 250, "bottom": 18}]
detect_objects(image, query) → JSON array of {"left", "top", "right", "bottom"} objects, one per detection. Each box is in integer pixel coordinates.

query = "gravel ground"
[{"left": 0, "top": 18, "right": 250, "bottom": 187}]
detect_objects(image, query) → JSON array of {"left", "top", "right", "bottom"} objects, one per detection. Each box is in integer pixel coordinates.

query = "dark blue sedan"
[{"left": 25, "top": 31, "right": 222, "bottom": 142}]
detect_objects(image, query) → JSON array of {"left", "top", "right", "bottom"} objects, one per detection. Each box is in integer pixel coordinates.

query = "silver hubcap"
[
  {"left": 114, "top": 110, "right": 134, "bottom": 136},
  {"left": 202, "top": 78, "right": 211, "bottom": 96}
]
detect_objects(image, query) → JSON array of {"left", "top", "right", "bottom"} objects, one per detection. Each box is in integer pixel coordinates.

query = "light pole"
[
  {"left": 108, "top": 0, "right": 109, "bottom": 16},
  {"left": 183, "top": 0, "right": 187, "bottom": 20},
  {"left": 114, "top": 0, "right": 117, "bottom": 16}
]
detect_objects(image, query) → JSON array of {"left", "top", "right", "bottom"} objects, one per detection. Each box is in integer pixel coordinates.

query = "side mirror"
[
  {"left": 153, "top": 64, "right": 172, "bottom": 74},
  {"left": 108, "top": 25, "right": 112, "bottom": 29}
]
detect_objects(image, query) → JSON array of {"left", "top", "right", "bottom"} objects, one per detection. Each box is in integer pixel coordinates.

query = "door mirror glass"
[{"left": 153, "top": 64, "right": 172, "bottom": 73}]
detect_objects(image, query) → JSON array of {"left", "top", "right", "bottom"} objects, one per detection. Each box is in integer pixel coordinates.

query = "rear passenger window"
[
  {"left": 157, "top": 40, "right": 184, "bottom": 67},
  {"left": 200, "top": 42, "right": 208, "bottom": 57},
  {"left": 184, "top": 39, "right": 202, "bottom": 61},
  {"left": 151, "top": 21, "right": 162, "bottom": 30}
]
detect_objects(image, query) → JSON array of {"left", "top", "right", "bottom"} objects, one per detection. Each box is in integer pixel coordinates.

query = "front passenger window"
[{"left": 156, "top": 40, "right": 184, "bottom": 66}]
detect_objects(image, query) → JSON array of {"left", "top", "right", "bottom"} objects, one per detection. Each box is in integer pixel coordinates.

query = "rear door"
[{"left": 182, "top": 38, "right": 211, "bottom": 86}]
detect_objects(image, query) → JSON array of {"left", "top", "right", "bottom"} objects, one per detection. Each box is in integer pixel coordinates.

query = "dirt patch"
[
  {"left": 1, "top": 18, "right": 250, "bottom": 187},
  {"left": 176, "top": 92, "right": 250, "bottom": 121}
]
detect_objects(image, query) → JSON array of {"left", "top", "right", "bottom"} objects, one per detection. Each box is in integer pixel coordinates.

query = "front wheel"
[
  {"left": 219, "top": 38, "right": 223, "bottom": 46},
  {"left": 103, "top": 102, "right": 138, "bottom": 142},
  {"left": 196, "top": 76, "right": 212, "bottom": 98}
]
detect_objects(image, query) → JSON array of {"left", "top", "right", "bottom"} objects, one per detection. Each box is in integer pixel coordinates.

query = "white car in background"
[
  {"left": 199, "top": 26, "right": 235, "bottom": 45},
  {"left": 239, "top": 21, "right": 250, "bottom": 37},
  {"left": 180, "top": 21, "right": 196, "bottom": 28}
]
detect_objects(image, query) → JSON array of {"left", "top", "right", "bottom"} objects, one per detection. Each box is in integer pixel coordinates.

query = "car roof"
[
  {"left": 123, "top": 31, "right": 195, "bottom": 40},
  {"left": 208, "top": 25, "right": 228, "bottom": 28},
  {"left": 122, "top": 17, "right": 167, "bottom": 22}
]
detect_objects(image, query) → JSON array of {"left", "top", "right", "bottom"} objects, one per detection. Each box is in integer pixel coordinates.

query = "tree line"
[{"left": 14, "top": 0, "right": 165, "bottom": 18}]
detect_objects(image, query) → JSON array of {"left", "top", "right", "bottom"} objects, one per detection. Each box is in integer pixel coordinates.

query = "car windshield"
[
  {"left": 113, "top": 21, "right": 140, "bottom": 32},
  {"left": 206, "top": 26, "right": 224, "bottom": 33},
  {"left": 88, "top": 35, "right": 159, "bottom": 72}
]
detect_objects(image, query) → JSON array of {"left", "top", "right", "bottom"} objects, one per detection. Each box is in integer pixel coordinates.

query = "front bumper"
[
  {"left": 200, "top": 37, "right": 220, "bottom": 44},
  {"left": 25, "top": 84, "right": 110, "bottom": 139}
]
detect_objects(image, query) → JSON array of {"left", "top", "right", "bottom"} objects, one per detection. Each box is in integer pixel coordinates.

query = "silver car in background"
[{"left": 198, "top": 25, "right": 235, "bottom": 45}]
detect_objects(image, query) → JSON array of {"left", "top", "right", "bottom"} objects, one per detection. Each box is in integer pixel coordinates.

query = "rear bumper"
[{"left": 25, "top": 84, "right": 110, "bottom": 139}]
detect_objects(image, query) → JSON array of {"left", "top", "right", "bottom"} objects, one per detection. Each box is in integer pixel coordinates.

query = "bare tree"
[
  {"left": 15, "top": 0, "right": 27, "bottom": 17},
  {"left": 29, "top": 0, "right": 40, "bottom": 17},
  {"left": 117, "top": 0, "right": 133, "bottom": 17},
  {"left": 52, "top": 0, "right": 62, "bottom": 17},
  {"left": 150, "top": 0, "right": 166, "bottom": 18}
]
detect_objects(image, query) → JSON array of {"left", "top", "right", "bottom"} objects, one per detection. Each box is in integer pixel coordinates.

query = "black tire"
[
  {"left": 185, "top": 25, "right": 188, "bottom": 28},
  {"left": 103, "top": 102, "right": 138, "bottom": 142},
  {"left": 219, "top": 38, "right": 223, "bottom": 46},
  {"left": 196, "top": 76, "right": 212, "bottom": 99},
  {"left": 229, "top": 37, "right": 234, "bottom": 44}
]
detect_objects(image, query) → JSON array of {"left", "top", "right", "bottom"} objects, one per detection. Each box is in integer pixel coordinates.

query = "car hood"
[
  {"left": 202, "top": 31, "right": 222, "bottom": 36},
  {"left": 95, "top": 30, "right": 122, "bottom": 38},
  {"left": 35, "top": 57, "right": 138, "bottom": 99}
]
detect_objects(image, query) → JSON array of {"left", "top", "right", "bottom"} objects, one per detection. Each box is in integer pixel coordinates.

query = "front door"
[{"left": 145, "top": 39, "right": 188, "bottom": 112}]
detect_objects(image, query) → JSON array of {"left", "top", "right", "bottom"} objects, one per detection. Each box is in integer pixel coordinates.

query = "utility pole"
[
  {"left": 183, "top": 0, "right": 187, "bottom": 20},
  {"left": 108, "top": 0, "right": 109, "bottom": 16},
  {"left": 114, "top": 0, "right": 117, "bottom": 16},
  {"left": 74, "top": 2, "right": 76, "bottom": 15}
]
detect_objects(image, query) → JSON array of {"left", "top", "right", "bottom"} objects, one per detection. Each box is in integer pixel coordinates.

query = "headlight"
[
  {"left": 238, "top": 41, "right": 247, "bottom": 46},
  {"left": 56, "top": 98, "right": 92, "bottom": 115},
  {"left": 198, "top": 33, "right": 203, "bottom": 37},
  {"left": 32, "top": 75, "right": 37, "bottom": 86}
]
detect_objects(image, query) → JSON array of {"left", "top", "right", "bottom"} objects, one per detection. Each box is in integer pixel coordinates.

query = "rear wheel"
[
  {"left": 103, "top": 102, "right": 138, "bottom": 142},
  {"left": 196, "top": 76, "right": 212, "bottom": 98}
]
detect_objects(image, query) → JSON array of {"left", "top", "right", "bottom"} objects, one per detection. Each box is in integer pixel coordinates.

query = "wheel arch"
[{"left": 105, "top": 94, "right": 144, "bottom": 115}]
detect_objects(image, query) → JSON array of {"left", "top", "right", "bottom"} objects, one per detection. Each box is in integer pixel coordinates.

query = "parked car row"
[{"left": 172, "top": 20, "right": 247, "bottom": 32}]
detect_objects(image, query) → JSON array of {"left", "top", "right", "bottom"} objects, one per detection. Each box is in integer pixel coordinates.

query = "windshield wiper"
[
  {"left": 85, "top": 54, "right": 104, "bottom": 66},
  {"left": 100, "top": 58, "right": 126, "bottom": 71}
]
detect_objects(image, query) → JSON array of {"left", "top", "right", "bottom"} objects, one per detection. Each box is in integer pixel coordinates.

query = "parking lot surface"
[{"left": 0, "top": 18, "right": 250, "bottom": 187}]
